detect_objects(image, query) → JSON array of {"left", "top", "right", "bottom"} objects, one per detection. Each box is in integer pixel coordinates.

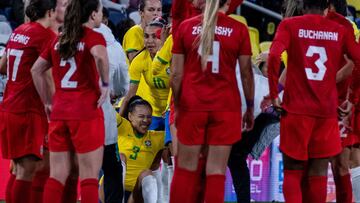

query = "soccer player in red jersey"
[
  {"left": 170, "top": 0, "right": 254, "bottom": 202},
  {"left": 0, "top": 1, "right": 57, "bottom": 203},
  {"left": 31, "top": 0, "right": 109, "bottom": 203},
  {"left": 267, "top": 0, "right": 360, "bottom": 202}
]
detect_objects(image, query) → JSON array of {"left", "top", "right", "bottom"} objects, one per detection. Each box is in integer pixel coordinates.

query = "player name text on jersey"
[
  {"left": 192, "top": 26, "right": 234, "bottom": 37},
  {"left": 298, "top": 29, "right": 338, "bottom": 41},
  {"left": 9, "top": 33, "right": 30, "bottom": 45}
]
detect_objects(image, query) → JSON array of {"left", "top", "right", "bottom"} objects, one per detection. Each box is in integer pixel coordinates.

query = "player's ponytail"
[
  {"left": 199, "top": 0, "right": 219, "bottom": 69},
  {"left": 59, "top": 0, "right": 100, "bottom": 59},
  {"left": 25, "top": 0, "right": 57, "bottom": 22}
]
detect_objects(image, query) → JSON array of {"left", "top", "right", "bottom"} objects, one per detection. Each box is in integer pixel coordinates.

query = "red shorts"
[
  {"left": 0, "top": 111, "right": 48, "bottom": 159},
  {"left": 339, "top": 119, "right": 357, "bottom": 148},
  {"left": 48, "top": 117, "right": 105, "bottom": 153},
  {"left": 280, "top": 113, "right": 341, "bottom": 160},
  {"left": 176, "top": 110, "right": 242, "bottom": 145}
]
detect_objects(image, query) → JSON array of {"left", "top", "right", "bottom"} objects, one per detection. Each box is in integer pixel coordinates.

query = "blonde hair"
[{"left": 199, "top": 0, "right": 220, "bottom": 69}]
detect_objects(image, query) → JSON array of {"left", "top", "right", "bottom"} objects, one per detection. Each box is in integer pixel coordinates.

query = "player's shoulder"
[
  {"left": 125, "top": 25, "right": 143, "bottom": 36},
  {"left": 131, "top": 49, "right": 149, "bottom": 65}
]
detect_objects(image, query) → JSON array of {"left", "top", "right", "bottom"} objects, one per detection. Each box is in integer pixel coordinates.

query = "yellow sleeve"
[
  {"left": 152, "top": 35, "right": 173, "bottom": 75},
  {"left": 129, "top": 52, "right": 144, "bottom": 84},
  {"left": 351, "top": 21, "right": 360, "bottom": 42},
  {"left": 122, "top": 25, "right": 144, "bottom": 54}
]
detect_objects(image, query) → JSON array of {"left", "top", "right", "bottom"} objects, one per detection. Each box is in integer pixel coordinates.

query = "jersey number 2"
[
  {"left": 197, "top": 41, "right": 220, "bottom": 73},
  {"left": 305, "top": 46, "right": 328, "bottom": 81},
  {"left": 60, "top": 58, "right": 78, "bottom": 88}
]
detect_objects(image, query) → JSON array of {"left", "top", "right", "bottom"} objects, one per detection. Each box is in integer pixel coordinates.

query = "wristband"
[
  {"left": 246, "top": 99, "right": 254, "bottom": 108},
  {"left": 278, "top": 83, "right": 284, "bottom": 92},
  {"left": 102, "top": 81, "right": 109, "bottom": 87}
]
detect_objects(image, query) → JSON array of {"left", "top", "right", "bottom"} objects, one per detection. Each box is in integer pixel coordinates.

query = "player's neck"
[
  {"left": 304, "top": 9, "right": 324, "bottom": 16},
  {"left": 36, "top": 18, "right": 50, "bottom": 29}
]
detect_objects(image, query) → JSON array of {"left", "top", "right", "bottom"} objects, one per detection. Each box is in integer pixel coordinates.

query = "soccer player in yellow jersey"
[
  {"left": 120, "top": 22, "right": 170, "bottom": 131},
  {"left": 122, "top": 0, "right": 162, "bottom": 63},
  {"left": 118, "top": 96, "right": 164, "bottom": 203}
]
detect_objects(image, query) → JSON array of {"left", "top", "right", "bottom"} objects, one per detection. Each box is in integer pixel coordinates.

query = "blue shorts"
[
  {"left": 165, "top": 111, "right": 172, "bottom": 145},
  {"left": 149, "top": 116, "right": 165, "bottom": 131}
]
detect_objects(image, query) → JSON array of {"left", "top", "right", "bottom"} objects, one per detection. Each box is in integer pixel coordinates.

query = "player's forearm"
[
  {"left": 0, "top": 55, "right": 6, "bottom": 74},
  {"left": 240, "top": 59, "right": 255, "bottom": 108},
  {"left": 31, "top": 57, "right": 52, "bottom": 105},
  {"left": 267, "top": 53, "right": 282, "bottom": 99},
  {"left": 336, "top": 58, "right": 354, "bottom": 83},
  {"left": 170, "top": 54, "right": 184, "bottom": 107}
]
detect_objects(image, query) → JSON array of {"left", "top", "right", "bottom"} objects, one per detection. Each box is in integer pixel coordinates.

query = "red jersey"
[
  {"left": 172, "top": 12, "right": 252, "bottom": 112},
  {"left": 268, "top": 14, "right": 360, "bottom": 118},
  {"left": 327, "top": 11, "right": 355, "bottom": 104},
  {"left": 41, "top": 27, "right": 106, "bottom": 120},
  {"left": 1, "top": 22, "right": 55, "bottom": 115}
]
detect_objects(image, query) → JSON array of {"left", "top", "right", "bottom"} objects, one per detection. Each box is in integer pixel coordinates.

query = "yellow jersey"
[
  {"left": 122, "top": 25, "right": 144, "bottom": 55},
  {"left": 152, "top": 35, "right": 173, "bottom": 110},
  {"left": 117, "top": 116, "right": 164, "bottom": 191},
  {"left": 130, "top": 50, "right": 170, "bottom": 117}
]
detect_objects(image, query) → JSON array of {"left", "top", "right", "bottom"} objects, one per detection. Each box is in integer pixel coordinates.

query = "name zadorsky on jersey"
[{"left": 192, "top": 25, "right": 234, "bottom": 37}]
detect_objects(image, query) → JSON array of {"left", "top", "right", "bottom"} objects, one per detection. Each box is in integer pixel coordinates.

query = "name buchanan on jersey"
[
  {"left": 192, "top": 26, "right": 234, "bottom": 37},
  {"left": 298, "top": 29, "right": 339, "bottom": 41}
]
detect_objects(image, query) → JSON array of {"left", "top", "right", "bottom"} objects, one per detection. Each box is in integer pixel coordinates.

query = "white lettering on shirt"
[
  {"left": 192, "top": 26, "right": 234, "bottom": 37},
  {"left": 298, "top": 29, "right": 338, "bottom": 41},
  {"left": 10, "top": 33, "right": 30, "bottom": 45}
]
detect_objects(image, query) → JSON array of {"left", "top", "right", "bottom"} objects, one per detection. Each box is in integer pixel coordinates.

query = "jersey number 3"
[
  {"left": 197, "top": 41, "right": 220, "bottom": 73},
  {"left": 60, "top": 57, "right": 78, "bottom": 88},
  {"left": 305, "top": 46, "right": 328, "bottom": 81}
]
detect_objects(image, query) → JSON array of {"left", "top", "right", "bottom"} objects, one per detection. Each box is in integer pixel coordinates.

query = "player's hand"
[
  {"left": 260, "top": 94, "right": 272, "bottom": 112},
  {"left": 338, "top": 100, "right": 353, "bottom": 119},
  {"left": 243, "top": 108, "right": 254, "bottom": 131},
  {"left": 97, "top": 86, "right": 110, "bottom": 108},
  {"left": 161, "top": 24, "right": 171, "bottom": 44},
  {"left": 44, "top": 104, "right": 52, "bottom": 121}
]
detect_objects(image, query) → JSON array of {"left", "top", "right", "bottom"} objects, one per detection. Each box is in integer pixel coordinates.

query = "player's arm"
[
  {"left": 127, "top": 51, "right": 139, "bottom": 63},
  {"left": 336, "top": 55, "right": 354, "bottom": 83},
  {"left": 31, "top": 57, "right": 53, "bottom": 107},
  {"left": 91, "top": 44, "right": 110, "bottom": 107},
  {"left": 170, "top": 53, "right": 184, "bottom": 109},
  {"left": 119, "top": 83, "right": 139, "bottom": 116},
  {"left": 0, "top": 52, "right": 6, "bottom": 74},
  {"left": 267, "top": 21, "right": 290, "bottom": 105}
]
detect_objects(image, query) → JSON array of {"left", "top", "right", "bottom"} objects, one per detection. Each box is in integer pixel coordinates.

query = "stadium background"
[{"left": 0, "top": 0, "right": 360, "bottom": 202}]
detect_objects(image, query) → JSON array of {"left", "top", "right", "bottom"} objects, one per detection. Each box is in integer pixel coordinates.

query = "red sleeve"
[
  {"left": 172, "top": 22, "right": 185, "bottom": 54},
  {"left": 268, "top": 20, "right": 290, "bottom": 99},
  {"left": 171, "top": 0, "right": 187, "bottom": 36},
  {"left": 87, "top": 31, "right": 106, "bottom": 50},
  {"left": 39, "top": 42, "right": 53, "bottom": 66},
  {"left": 238, "top": 25, "right": 252, "bottom": 56},
  {"left": 226, "top": 0, "right": 243, "bottom": 15}
]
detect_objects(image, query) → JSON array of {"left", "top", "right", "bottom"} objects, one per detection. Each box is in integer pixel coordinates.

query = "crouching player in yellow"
[{"left": 100, "top": 96, "right": 165, "bottom": 203}]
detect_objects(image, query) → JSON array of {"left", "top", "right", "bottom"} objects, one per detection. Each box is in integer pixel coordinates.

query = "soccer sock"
[
  {"left": 12, "top": 179, "right": 32, "bottom": 203},
  {"left": 43, "top": 178, "right": 64, "bottom": 203},
  {"left": 80, "top": 178, "right": 99, "bottom": 203},
  {"left": 141, "top": 175, "right": 158, "bottom": 203},
  {"left": 194, "top": 157, "right": 206, "bottom": 203},
  {"left": 152, "top": 167, "right": 163, "bottom": 202},
  {"left": 351, "top": 166, "right": 360, "bottom": 202},
  {"left": 334, "top": 173, "right": 352, "bottom": 203},
  {"left": 62, "top": 175, "right": 78, "bottom": 203},
  {"left": 30, "top": 167, "right": 50, "bottom": 203},
  {"left": 6, "top": 173, "right": 16, "bottom": 203},
  {"left": 283, "top": 170, "right": 303, "bottom": 203},
  {"left": 161, "top": 162, "right": 169, "bottom": 203},
  {"left": 170, "top": 167, "right": 198, "bottom": 203},
  {"left": 204, "top": 175, "right": 226, "bottom": 203},
  {"left": 307, "top": 176, "right": 328, "bottom": 203}
]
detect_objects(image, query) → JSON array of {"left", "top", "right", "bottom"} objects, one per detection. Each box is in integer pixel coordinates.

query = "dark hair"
[
  {"left": 328, "top": 0, "right": 348, "bottom": 16},
  {"left": 124, "top": 96, "right": 152, "bottom": 120},
  {"left": 116, "top": 18, "right": 135, "bottom": 45},
  {"left": 303, "top": 0, "right": 328, "bottom": 11},
  {"left": 58, "top": 0, "right": 100, "bottom": 59},
  {"left": 149, "top": 17, "right": 167, "bottom": 28},
  {"left": 25, "top": 0, "right": 57, "bottom": 22},
  {"left": 102, "top": 7, "right": 109, "bottom": 19},
  {"left": 220, "top": 0, "right": 227, "bottom": 7},
  {"left": 282, "top": 0, "right": 303, "bottom": 17}
]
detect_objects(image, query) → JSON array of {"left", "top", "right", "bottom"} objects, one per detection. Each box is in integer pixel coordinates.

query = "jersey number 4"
[
  {"left": 197, "top": 41, "right": 220, "bottom": 73},
  {"left": 305, "top": 45, "right": 328, "bottom": 81},
  {"left": 60, "top": 57, "right": 78, "bottom": 88}
]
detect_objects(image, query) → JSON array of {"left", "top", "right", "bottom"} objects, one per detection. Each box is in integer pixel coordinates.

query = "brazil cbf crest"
[{"left": 145, "top": 140, "right": 152, "bottom": 147}]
